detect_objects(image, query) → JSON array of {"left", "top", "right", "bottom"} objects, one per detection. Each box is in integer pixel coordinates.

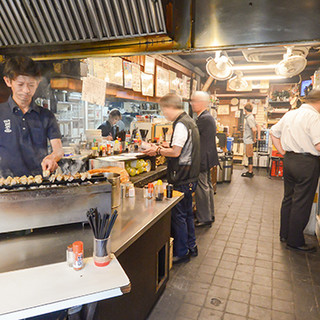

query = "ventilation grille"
[{"left": 0, "top": 0, "right": 167, "bottom": 47}]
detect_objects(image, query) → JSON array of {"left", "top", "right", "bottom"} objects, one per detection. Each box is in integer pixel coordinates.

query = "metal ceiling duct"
[{"left": 0, "top": 0, "right": 167, "bottom": 47}]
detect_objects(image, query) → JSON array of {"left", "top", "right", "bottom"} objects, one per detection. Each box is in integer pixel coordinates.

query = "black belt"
[{"left": 286, "top": 151, "right": 319, "bottom": 158}]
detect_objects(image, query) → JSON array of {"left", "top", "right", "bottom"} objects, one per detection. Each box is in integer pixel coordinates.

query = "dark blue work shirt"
[{"left": 0, "top": 96, "right": 62, "bottom": 177}]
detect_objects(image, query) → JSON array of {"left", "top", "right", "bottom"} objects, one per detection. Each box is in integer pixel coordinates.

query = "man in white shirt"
[
  {"left": 143, "top": 93, "right": 200, "bottom": 263},
  {"left": 270, "top": 90, "right": 320, "bottom": 252}
]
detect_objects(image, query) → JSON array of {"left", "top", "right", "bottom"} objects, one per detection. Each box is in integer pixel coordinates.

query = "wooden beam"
[
  {"left": 50, "top": 78, "right": 161, "bottom": 103},
  {"left": 153, "top": 54, "right": 193, "bottom": 76},
  {"left": 202, "top": 76, "right": 214, "bottom": 91}
]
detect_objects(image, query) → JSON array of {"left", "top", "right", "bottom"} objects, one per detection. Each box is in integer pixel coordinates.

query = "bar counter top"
[{"left": 0, "top": 188, "right": 183, "bottom": 274}]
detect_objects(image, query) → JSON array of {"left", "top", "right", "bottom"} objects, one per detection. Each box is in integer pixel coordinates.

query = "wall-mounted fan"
[
  {"left": 206, "top": 51, "right": 233, "bottom": 81},
  {"left": 228, "top": 72, "right": 249, "bottom": 91},
  {"left": 275, "top": 47, "right": 307, "bottom": 78}
]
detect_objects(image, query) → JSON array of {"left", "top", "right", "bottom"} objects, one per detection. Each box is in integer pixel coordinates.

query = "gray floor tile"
[
  {"left": 228, "top": 289, "right": 250, "bottom": 304},
  {"left": 198, "top": 308, "right": 224, "bottom": 320},
  {"left": 223, "top": 313, "right": 247, "bottom": 320},
  {"left": 251, "top": 284, "right": 272, "bottom": 297},
  {"left": 272, "top": 288, "right": 294, "bottom": 302},
  {"left": 250, "top": 293, "right": 272, "bottom": 309},
  {"left": 225, "top": 300, "right": 248, "bottom": 317},
  {"left": 215, "top": 267, "right": 235, "bottom": 279},
  {"left": 212, "top": 276, "right": 232, "bottom": 288},
  {"left": 271, "top": 310, "right": 296, "bottom": 320},
  {"left": 176, "top": 303, "right": 201, "bottom": 319},
  {"left": 272, "top": 299, "right": 295, "bottom": 313},
  {"left": 230, "top": 279, "right": 251, "bottom": 293},
  {"left": 248, "top": 305, "right": 272, "bottom": 320},
  {"left": 183, "top": 291, "right": 206, "bottom": 307}
]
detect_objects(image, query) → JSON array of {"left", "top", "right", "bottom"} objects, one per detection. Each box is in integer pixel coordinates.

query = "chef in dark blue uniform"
[
  {"left": 98, "top": 108, "right": 122, "bottom": 140},
  {"left": 0, "top": 56, "right": 63, "bottom": 177}
]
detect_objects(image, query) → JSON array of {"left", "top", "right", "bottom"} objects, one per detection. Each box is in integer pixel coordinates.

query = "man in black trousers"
[
  {"left": 143, "top": 93, "right": 200, "bottom": 263},
  {"left": 191, "top": 91, "right": 219, "bottom": 227},
  {"left": 270, "top": 89, "right": 320, "bottom": 252}
]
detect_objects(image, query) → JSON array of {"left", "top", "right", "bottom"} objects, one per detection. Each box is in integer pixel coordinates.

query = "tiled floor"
[{"left": 148, "top": 167, "right": 320, "bottom": 320}]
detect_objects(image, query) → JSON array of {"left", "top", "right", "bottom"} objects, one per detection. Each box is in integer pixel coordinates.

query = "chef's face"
[
  {"left": 4, "top": 75, "right": 40, "bottom": 107},
  {"left": 110, "top": 116, "right": 120, "bottom": 126}
]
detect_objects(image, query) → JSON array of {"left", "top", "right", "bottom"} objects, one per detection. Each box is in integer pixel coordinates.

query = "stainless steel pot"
[{"left": 103, "top": 172, "right": 121, "bottom": 208}]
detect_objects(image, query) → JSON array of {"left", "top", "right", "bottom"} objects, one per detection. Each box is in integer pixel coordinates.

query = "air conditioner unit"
[{"left": 242, "top": 47, "right": 309, "bottom": 63}]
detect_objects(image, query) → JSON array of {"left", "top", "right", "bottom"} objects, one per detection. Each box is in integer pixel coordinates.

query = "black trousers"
[{"left": 280, "top": 152, "right": 319, "bottom": 247}]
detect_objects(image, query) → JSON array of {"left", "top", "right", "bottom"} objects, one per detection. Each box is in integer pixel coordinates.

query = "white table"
[{"left": 0, "top": 257, "right": 130, "bottom": 320}]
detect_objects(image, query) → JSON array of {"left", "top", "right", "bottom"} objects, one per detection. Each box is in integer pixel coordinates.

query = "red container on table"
[{"left": 73, "top": 241, "right": 84, "bottom": 271}]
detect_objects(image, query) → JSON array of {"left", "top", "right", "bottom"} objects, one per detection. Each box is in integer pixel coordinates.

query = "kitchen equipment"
[
  {"left": 103, "top": 172, "right": 121, "bottom": 208},
  {"left": 223, "top": 154, "right": 233, "bottom": 182},
  {"left": 0, "top": 182, "right": 112, "bottom": 234},
  {"left": 217, "top": 157, "right": 224, "bottom": 183}
]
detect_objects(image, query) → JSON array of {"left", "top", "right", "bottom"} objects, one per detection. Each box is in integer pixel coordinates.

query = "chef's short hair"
[
  {"left": 3, "top": 56, "right": 41, "bottom": 80},
  {"left": 109, "top": 109, "right": 121, "bottom": 119},
  {"left": 160, "top": 93, "right": 183, "bottom": 109},
  {"left": 305, "top": 90, "right": 320, "bottom": 104},
  {"left": 244, "top": 103, "right": 253, "bottom": 112}
]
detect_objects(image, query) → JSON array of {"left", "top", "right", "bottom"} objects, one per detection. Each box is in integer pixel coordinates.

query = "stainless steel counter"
[{"left": 0, "top": 189, "right": 183, "bottom": 274}]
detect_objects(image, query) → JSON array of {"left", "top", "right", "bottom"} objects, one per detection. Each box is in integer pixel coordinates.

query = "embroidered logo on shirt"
[{"left": 3, "top": 120, "right": 12, "bottom": 133}]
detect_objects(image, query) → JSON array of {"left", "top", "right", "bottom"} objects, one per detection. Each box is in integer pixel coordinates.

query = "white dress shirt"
[{"left": 270, "top": 104, "right": 320, "bottom": 156}]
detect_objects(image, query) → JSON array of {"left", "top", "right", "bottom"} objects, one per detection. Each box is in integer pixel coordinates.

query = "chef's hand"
[
  {"left": 41, "top": 156, "right": 58, "bottom": 173},
  {"left": 106, "top": 135, "right": 113, "bottom": 141},
  {"left": 142, "top": 144, "right": 158, "bottom": 156}
]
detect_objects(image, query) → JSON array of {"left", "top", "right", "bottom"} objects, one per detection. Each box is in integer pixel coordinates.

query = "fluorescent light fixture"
[
  {"left": 242, "top": 75, "right": 286, "bottom": 80},
  {"left": 232, "top": 64, "right": 277, "bottom": 70}
]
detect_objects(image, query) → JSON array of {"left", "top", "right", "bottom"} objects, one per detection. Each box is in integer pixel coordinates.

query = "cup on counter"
[{"left": 93, "top": 237, "right": 112, "bottom": 267}]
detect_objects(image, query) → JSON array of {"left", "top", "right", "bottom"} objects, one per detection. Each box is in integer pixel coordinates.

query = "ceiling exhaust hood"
[{"left": 0, "top": 0, "right": 167, "bottom": 52}]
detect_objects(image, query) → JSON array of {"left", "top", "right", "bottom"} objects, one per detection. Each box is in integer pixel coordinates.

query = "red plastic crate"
[
  {"left": 271, "top": 150, "right": 284, "bottom": 158},
  {"left": 271, "top": 159, "right": 283, "bottom": 177}
]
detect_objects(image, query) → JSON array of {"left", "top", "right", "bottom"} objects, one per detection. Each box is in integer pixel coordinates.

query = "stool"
[{"left": 269, "top": 156, "right": 283, "bottom": 178}]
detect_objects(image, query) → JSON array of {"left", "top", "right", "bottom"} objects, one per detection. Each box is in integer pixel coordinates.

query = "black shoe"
[
  {"left": 286, "top": 244, "right": 317, "bottom": 253},
  {"left": 280, "top": 237, "right": 287, "bottom": 243},
  {"left": 173, "top": 251, "right": 190, "bottom": 264},
  {"left": 241, "top": 171, "right": 254, "bottom": 178},
  {"left": 211, "top": 216, "right": 215, "bottom": 223},
  {"left": 189, "top": 245, "right": 198, "bottom": 257},
  {"left": 195, "top": 221, "right": 212, "bottom": 228}
]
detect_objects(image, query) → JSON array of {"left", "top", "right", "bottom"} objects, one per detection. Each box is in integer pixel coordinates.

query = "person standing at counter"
[
  {"left": 242, "top": 103, "right": 260, "bottom": 178},
  {"left": 191, "top": 91, "right": 219, "bottom": 227},
  {"left": 98, "top": 109, "right": 122, "bottom": 140},
  {"left": 0, "top": 56, "right": 63, "bottom": 177},
  {"left": 270, "top": 89, "right": 320, "bottom": 253},
  {"left": 143, "top": 93, "right": 200, "bottom": 264}
]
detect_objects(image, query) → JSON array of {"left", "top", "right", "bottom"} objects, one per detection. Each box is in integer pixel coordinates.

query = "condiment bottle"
[
  {"left": 91, "top": 147, "right": 98, "bottom": 157},
  {"left": 106, "top": 143, "right": 111, "bottom": 156},
  {"left": 101, "top": 146, "right": 107, "bottom": 157},
  {"left": 73, "top": 241, "right": 84, "bottom": 271},
  {"left": 147, "top": 183, "right": 154, "bottom": 199},
  {"left": 114, "top": 140, "right": 120, "bottom": 154},
  {"left": 143, "top": 185, "right": 148, "bottom": 198},
  {"left": 66, "top": 244, "right": 73, "bottom": 267},
  {"left": 128, "top": 183, "right": 135, "bottom": 197},
  {"left": 166, "top": 184, "right": 173, "bottom": 198},
  {"left": 155, "top": 180, "right": 164, "bottom": 201}
]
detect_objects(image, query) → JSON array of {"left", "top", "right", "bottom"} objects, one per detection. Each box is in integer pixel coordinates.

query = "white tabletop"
[{"left": 0, "top": 257, "right": 129, "bottom": 320}]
